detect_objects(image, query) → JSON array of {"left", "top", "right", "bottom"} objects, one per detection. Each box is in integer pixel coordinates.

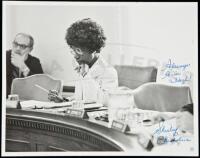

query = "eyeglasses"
[
  {"left": 70, "top": 48, "right": 84, "bottom": 56},
  {"left": 12, "top": 41, "right": 30, "bottom": 50}
]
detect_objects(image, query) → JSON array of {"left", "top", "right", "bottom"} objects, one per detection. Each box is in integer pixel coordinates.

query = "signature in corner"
[
  {"left": 153, "top": 122, "right": 191, "bottom": 145},
  {"left": 160, "top": 59, "right": 192, "bottom": 84},
  {"left": 153, "top": 122, "right": 179, "bottom": 137},
  {"left": 157, "top": 135, "right": 191, "bottom": 145},
  {"left": 165, "top": 59, "right": 190, "bottom": 70},
  {"left": 169, "top": 75, "right": 192, "bottom": 84}
]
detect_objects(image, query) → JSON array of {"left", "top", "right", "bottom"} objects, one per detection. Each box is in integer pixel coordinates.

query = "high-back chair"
[
  {"left": 114, "top": 65, "right": 157, "bottom": 90},
  {"left": 11, "top": 74, "right": 63, "bottom": 101},
  {"left": 132, "top": 82, "right": 193, "bottom": 112}
]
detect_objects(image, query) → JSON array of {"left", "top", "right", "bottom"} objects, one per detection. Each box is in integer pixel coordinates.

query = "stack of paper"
[
  {"left": 20, "top": 100, "right": 73, "bottom": 109},
  {"left": 84, "top": 103, "right": 104, "bottom": 110}
]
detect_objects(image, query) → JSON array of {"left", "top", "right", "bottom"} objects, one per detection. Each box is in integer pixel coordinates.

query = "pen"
[{"left": 35, "top": 84, "right": 49, "bottom": 93}]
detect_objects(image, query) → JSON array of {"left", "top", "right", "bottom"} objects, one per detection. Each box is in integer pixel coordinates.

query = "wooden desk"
[{"left": 6, "top": 108, "right": 145, "bottom": 152}]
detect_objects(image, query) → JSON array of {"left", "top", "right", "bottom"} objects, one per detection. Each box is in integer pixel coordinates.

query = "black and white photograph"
[{"left": 2, "top": 1, "right": 198, "bottom": 156}]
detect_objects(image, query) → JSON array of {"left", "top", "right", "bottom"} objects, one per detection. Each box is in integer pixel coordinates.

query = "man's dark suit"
[{"left": 6, "top": 50, "right": 44, "bottom": 97}]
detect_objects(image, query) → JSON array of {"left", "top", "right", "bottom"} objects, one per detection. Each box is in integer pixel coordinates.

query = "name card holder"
[
  {"left": 111, "top": 120, "right": 130, "bottom": 133},
  {"left": 64, "top": 108, "right": 89, "bottom": 119},
  {"left": 6, "top": 100, "right": 21, "bottom": 109}
]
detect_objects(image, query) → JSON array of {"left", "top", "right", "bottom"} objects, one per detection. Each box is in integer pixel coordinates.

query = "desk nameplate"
[
  {"left": 111, "top": 120, "right": 130, "bottom": 133},
  {"left": 64, "top": 108, "right": 89, "bottom": 119}
]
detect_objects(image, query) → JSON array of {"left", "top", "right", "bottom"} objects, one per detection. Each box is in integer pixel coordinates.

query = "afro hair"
[{"left": 65, "top": 18, "right": 106, "bottom": 53}]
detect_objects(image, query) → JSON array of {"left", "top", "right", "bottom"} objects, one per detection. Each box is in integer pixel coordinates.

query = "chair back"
[
  {"left": 11, "top": 74, "right": 63, "bottom": 101},
  {"left": 114, "top": 65, "right": 157, "bottom": 90},
  {"left": 132, "top": 82, "right": 193, "bottom": 112}
]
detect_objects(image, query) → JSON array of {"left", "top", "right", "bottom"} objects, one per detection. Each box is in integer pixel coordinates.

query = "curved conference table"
[{"left": 6, "top": 108, "right": 145, "bottom": 152}]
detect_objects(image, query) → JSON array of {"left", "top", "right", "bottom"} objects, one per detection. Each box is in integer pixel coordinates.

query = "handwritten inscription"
[
  {"left": 153, "top": 123, "right": 179, "bottom": 137},
  {"left": 153, "top": 122, "right": 191, "bottom": 145},
  {"left": 160, "top": 59, "right": 192, "bottom": 84}
]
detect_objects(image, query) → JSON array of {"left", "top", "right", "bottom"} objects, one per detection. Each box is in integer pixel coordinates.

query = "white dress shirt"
[{"left": 74, "top": 55, "right": 118, "bottom": 105}]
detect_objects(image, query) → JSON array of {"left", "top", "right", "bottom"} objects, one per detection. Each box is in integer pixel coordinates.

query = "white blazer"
[{"left": 74, "top": 55, "right": 118, "bottom": 105}]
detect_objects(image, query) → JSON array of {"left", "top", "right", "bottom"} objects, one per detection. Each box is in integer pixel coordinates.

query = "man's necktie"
[{"left": 12, "top": 67, "right": 21, "bottom": 78}]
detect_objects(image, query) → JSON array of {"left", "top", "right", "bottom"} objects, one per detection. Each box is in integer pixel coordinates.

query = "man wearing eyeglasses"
[{"left": 6, "top": 33, "right": 43, "bottom": 97}]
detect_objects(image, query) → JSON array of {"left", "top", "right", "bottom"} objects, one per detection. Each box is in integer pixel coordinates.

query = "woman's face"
[{"left": 70, "top": 46, "right": 94, "bottom": 65}]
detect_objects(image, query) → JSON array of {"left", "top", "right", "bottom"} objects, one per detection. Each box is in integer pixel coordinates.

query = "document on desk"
[
  {"left": 84, "top": 103, "right": 104, "bottom": 110},
  {"left": 20, "top": 100, "right": 73, "bottom": 109}
]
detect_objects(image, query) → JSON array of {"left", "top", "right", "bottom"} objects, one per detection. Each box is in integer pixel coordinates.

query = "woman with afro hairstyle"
[{"left": 48, "top": 18, "right": 118, "bottom": 105}]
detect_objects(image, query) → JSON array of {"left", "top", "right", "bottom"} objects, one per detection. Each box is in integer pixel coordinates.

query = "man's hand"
[
  {"left": 151, "top": 112, "right": 176, "bottom": 124},
  {"left": 11, "top": 52, "right": 27, "bottom": 70},
  {"left": 176, "top": 111, "right": 194, "bottom": 133}
]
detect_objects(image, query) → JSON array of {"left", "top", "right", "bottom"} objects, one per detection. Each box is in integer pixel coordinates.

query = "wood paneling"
[
  {"left": 5, "top": 108, "right": 143, "bottom": 152},
  {"left": 6, "top": 139, "right": 31, "bottom": 151}
]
